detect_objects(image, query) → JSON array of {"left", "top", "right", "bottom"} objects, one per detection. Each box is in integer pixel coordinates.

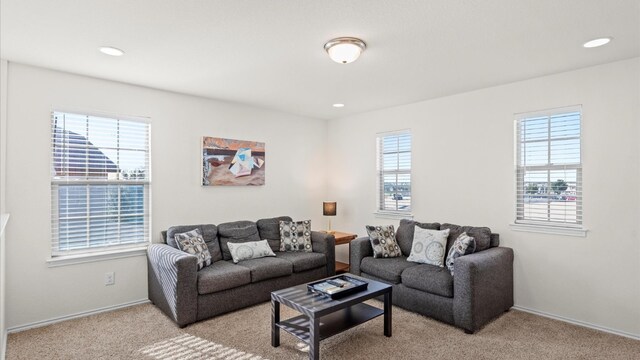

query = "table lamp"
[{"left": 323, "top": 201, "right": 337, "bottom": 235}]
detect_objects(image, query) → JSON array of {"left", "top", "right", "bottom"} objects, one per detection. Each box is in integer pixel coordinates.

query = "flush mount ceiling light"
[
  {"left": 99, "top": 46, "right": 125, "bottom": 56},
  {"left": 324, "top": 37, "right": 366, "bottom": 64},
  {"left": 583, "top": 37, "right": 612, "bottom": 48},
  {"left": 332, "top": 103, "right": 345, "bottom": 108}
]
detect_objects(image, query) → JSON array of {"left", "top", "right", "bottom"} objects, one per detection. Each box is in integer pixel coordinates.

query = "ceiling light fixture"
[
  {"left": 332, "top": 103, "right": 345, "bottom": 108},
  {"left": 99, "top": 46, "right": 125, "bottom": 56},
  {"left": 324, "top": 37, "right": 366, "bottom": 64},
  {"left": 583, "top": 37, "right": 612, "bottom": 48}
]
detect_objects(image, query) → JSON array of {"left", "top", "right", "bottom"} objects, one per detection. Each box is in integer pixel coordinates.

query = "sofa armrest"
[
  {"left": 147, "top": 243, "right": 198, "bottom": 327},
  {"left": 311, "top": 231, "right": 336, "bottom": 276},
  {"left": 349, "top": 237, "right": 373, "bottom": 276},
  {"left": 453, "top": 247, "right": 514, "bottom": 333}
]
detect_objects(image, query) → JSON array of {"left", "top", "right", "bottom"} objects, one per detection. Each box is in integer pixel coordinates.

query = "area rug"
[{"left": 6, "top": 301, "right": 640, "bottom": 359}]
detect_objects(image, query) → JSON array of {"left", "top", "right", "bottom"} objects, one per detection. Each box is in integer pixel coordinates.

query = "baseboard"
[
  {"left": 7, "top": 299, "right": 150, "bottom": 334},
  {"left": 512, "top": 305, "right": 640, "bottom": 341},
  {"left": 1, "top": 328, "right": 6, "bottom": 360}
]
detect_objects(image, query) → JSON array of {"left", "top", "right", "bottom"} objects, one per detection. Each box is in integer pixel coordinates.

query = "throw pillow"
[
  {"left": 365, "top": 225, "right": 402, "bottom": 258},
  {"left": 407, "top": 226, "right": 450, "bottom": 267},
  {"left": 174, "top": 229, "right": 213, "bottom": 270},
  {"left": 445, "top": 232, "right": 476, "bottom": 275},
  {"left": 227, "top": 240, "right": 276, "bottom": 263},
  {"left": 279, "top": 220, "right": 313, "bottom": 252}
]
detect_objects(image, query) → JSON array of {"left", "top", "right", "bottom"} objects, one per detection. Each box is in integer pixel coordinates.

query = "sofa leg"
[{"left": 464, "top": 329, "right": 474, "bottom": 334}]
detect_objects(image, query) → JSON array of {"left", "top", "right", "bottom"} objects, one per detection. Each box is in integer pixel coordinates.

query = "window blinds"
[
  {"left": 50, "top": 111, "right": 150, "bottom": 255},
  {"left": 515, "top": 107, "right": 582, "bottom": 226},
  {"left": 377, "top": 131, "right": 412, "bottom": 212}
]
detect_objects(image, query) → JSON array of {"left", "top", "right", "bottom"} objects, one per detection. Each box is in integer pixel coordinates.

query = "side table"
[{"left": 330, "top": 231, "right": 357, "bottom": 273}]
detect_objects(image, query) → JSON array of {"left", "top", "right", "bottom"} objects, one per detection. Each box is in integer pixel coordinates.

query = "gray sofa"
[
  {"left": 147, "top": 216, "right": 336, "bottom": 327},
  {"left": 350, "top": 219, "right": 513, "bottom": 333}
]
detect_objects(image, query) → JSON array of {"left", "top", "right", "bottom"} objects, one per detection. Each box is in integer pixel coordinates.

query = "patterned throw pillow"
[
  {"left": 366, "top": 225, "right": 402, "bottom": 258},
  {"left": 227, "top": 240, "right": 276, "bottom": 263},
  {"left": 407, "top": 226, "right": 450, "bottom": 267},
  {"left": 279, "top": 220, "right": 313, "bottom": 252},
  {"left": 174, "top": 229, "right": 213, "bottom": 270},
  {"left": 445, "top": 232, "right": 476, "bottom": 275}
]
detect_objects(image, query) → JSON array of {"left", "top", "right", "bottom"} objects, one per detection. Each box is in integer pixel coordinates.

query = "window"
[
  {"left": 515, "top": 106, "right": 582, "bottom": 229},
  {"left": 51, "top": 111, "right": 150, "bottom": 256},
  {"left": 377, "top": 130, "right": 411, "bottom": 213}
]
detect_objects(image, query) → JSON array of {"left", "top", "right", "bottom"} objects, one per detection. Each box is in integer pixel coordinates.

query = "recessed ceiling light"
[
  {"left": 332, "top": 103, "right": 345, "bottom": 108},
  {"left": 583, "top": 37, "right": 612, "bottom": 48},
  {"left": 99, "top": 46, "right": 125, "bottom": 56}
]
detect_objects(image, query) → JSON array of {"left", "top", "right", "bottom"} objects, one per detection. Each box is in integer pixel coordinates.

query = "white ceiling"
[{"left": 1, "top": 0, "right": 638, "bottom": 119}]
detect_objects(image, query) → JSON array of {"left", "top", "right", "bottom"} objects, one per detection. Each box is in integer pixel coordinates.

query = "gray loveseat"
[
  {"left": 148, "top": 216, "right": 336, "bottom": 327},
  {"left": 350, "top": 219, "right": 513, "bottom": 333}
]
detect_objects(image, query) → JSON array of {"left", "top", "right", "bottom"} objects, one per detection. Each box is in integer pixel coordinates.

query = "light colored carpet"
[{"left": 6, "top": 301, "right": 640, "bottom": 359}]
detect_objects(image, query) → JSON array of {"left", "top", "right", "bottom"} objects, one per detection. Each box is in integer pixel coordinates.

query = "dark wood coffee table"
[{"left": 271, "top": 274, "right": 392, "bottom": 360}]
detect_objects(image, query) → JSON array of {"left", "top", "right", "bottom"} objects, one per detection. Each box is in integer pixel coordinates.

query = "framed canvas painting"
[{"left": 202, "top": 136, "right": 265, "bottom": 186}]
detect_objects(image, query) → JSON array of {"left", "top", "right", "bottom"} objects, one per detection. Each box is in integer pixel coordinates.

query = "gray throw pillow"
[
  {"left": 174, "top": 229, "right": 213, "bottom": 270},
  {"left": 257, "top": 216, "right": 293, "bottom": 252},
  {"left": 366, "top": 225, "right": 402, "bottom": 258},
  {"left": 407, "top": 226, "right": 450, "bottom": 267},
  {"left": 279, "top": 220, "right": 313, "bottom": 252},
  {"left": 227, "top": 240, "right": 276, "bottom": 263},
  {"left": 445, "top": 232, "right": 476, "bottom": 275}
]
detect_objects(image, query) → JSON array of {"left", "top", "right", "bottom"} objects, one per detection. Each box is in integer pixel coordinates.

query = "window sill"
[
  {"left": 509, "top": 223, "right": 588, "bottom": 237},
  {"left": 374, "top": 211, "right": 414, "bottom": 220},
  {"left": 46, "top": 245, "right": 149, "bottom": 268}
]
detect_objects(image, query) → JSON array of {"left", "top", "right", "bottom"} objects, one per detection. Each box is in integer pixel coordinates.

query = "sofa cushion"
[
  {"left": 257, "top": 216, "right": 293, "bottom": 252},
  {"left": 235, "top": 257, "right": 293, "bottom": 283},
  {"left": 441, "top": 223, "right": 492, "bottom": 253},
  {"left": 227, "top": 240, "right": 276, "bottom": 264},
  {"left": 197, "top": 261, "right": 251, "bottom": 295},
  {"left": 279, "top": 220, "right": 313, "bottom": 252},
  {"left": 396, "top": 219, "right": 440, "bottom": 256},
  {"left": 407, "top": 227, "right": 450, "bottom": 267},
  {"left": 174, "top": 229, "right": 213, "bottom": 270},
  {"left": 218, "top": 221, "right": 261, "bottom": 261},
  {"left": 360, "top": 256, "right": 418, "bottom": 284},
  {"left": 166, "top": 224, "right": 222, "bottom": 262},
  {"left": 402, "top": 264, "right": 454, "bottom": 298},
  {"left": 365, "top": 225, "right": 402, "bottom": 258},
  {"left": 276, "top": 252, "right": 327, "bottom": 273}
]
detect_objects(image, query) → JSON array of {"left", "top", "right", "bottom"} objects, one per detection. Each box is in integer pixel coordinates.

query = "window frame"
[
  {"left": 512, "top": 105, "right": 587, "bottom": 237},
  {"left": 375, "top": 130, "right": 412, "bottom": 216},
  {"left": 50, "top": 110, "right": 152, "bottom": 260}
]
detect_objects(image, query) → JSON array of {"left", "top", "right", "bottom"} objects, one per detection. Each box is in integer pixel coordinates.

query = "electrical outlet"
[{"left": 105, "top": 272, "right": 115, "bottom": 286}]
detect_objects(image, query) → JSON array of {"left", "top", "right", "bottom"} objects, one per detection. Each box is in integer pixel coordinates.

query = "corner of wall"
[{"left": 0, "top": 58, "right": 9, "bottom": 360}]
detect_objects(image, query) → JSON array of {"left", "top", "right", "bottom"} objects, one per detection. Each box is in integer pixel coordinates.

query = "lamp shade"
[{"left": 323, "top": 202, "right": 337, "bottom": 216}]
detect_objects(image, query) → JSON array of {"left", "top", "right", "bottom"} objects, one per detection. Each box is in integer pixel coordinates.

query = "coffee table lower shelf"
[{"left": 275, "top": 302, "right": 384, "bottom": 343}]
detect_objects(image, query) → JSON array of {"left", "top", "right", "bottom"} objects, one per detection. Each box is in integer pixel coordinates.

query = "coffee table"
[{"left": 271, "top": 274, "right": 392, "bottom": 360}]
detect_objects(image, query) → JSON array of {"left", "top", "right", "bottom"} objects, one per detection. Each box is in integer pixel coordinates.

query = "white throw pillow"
[
  {"left": 227, "top": 239, "right": 276, "bottom": 263},
  {"left": 407, "top": 226, "right": 450, "bottom": 267}
]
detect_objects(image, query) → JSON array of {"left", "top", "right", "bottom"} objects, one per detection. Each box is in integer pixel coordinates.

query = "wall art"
[{"left": 202, "top": 136, "right": 265, "bottom": 186}]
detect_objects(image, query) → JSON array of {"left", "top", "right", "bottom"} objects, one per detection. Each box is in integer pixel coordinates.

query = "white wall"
[
  {"left": 1, "top": 58, "right": 9, "bottom": 360},
  {"left": 327, "top": 58, "right": 640, "bottom": 337},
  {"left": 4, "top": 63, "right": 328, "bottom": 329}
]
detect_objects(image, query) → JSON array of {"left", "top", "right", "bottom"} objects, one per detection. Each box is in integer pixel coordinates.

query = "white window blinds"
[
  {"left": 51, "top": 111, "right": 151, "bottom": 256},
  {"left": 515, "top": 107, "right": 582, "bottom": 227},
  {"left": 377, "top": 131, "right": 412, "bottom": 212}
]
